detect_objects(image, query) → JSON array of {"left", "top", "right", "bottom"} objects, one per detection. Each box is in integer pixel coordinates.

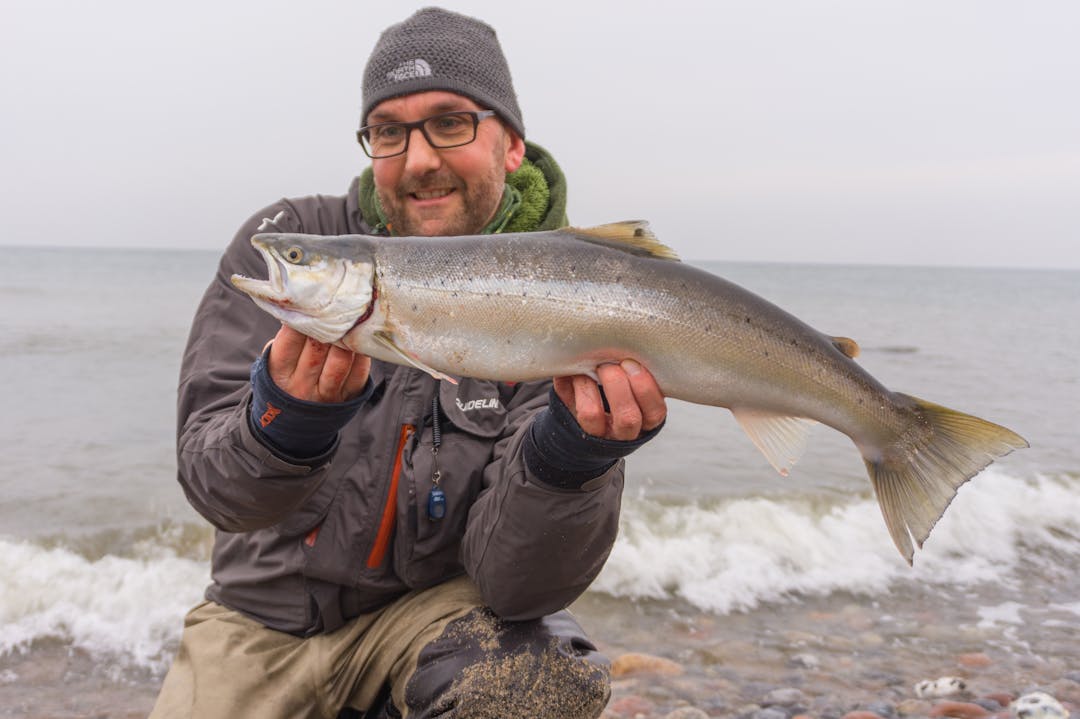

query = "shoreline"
[{"left": 3, "top": 592, "right": 1076, "bottom": 719}]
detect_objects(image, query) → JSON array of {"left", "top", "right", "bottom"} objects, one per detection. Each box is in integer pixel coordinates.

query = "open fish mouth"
[{"left": 230, "top": 245, "right": 347, "bottom": 317}]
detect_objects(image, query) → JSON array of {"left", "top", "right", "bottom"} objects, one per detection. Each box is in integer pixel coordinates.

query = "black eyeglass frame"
[{"left": 356, "top": 110, "right": 497, "bottom": 159}]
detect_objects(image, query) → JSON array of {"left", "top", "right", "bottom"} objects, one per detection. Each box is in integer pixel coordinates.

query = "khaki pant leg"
[
  {"left": 149, "top": 600, "right": 363, "bottom": 719},
  {"left": 151, "top": 577, "right": 485, "bottom": 719}
]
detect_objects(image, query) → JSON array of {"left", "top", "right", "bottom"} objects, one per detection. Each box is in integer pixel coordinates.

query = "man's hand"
[
  {"left": 267, "top": 325, "right": 371, "bottom": 403},
  {"left": 553, "top": 360, "right": 667, "bottom": 441}
]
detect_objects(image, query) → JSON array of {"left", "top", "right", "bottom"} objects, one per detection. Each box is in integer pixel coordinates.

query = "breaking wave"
[
  {"left": 1, "top": 469, "right": 1076, "bottom": 673},
  {"left": 595, "top": 468, "right": 1080, "bottom": 613}
]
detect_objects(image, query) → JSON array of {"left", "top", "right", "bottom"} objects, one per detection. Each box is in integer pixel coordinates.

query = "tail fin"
[{"left": 865, "top": 394, "right": 1028, "bottom": 564}]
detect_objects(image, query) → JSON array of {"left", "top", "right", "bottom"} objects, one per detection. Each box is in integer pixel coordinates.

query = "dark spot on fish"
[
  {"left": 411, "top": 304, "right": 417, "bottom": 312},
  {"left": 745, "top": 317, "right": 751, "bottom": 323},
  {"left": 615, "top": 275, "right": 622, "bottom": 283},
  {"left": 634, "top": 227, "right": 644, "bottom": 237},
  {"left": 764, "top": 350, "right": 769, "bottom": 357},
  {"left": 452, "top": 292, "right": 458, "bottom": 298},
  {"left": 705, "top": 325, "right": 712, "bottom": 332}
]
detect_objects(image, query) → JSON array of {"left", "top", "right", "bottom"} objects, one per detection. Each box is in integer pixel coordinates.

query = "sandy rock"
[
  {"left": 1011, "top": 693, "right": 1068, "bottom": 719},
  {"left": 788, "top": 653, "right": 821, "bottom": 670},
  {"left": 916, "top": 678, "right": 969, "bottom": 699},
  {"left": 611, "top": 652, "right": 685, "bottom": 678},
  {"left": 929, "top": 701, "right": 991, "bottom": 719}
]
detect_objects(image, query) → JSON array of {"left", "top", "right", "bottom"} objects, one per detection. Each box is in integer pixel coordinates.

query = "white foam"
[
  {"left": 0, "top": 537, "right": 208, "bottom": 673},
  {"left": 594, "top": 469, "right": 1080, "bottom": 613}
]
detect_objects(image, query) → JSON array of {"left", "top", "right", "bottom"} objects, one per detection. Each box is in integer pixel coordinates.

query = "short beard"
[{"left": 377, "top": 144, "right": 507, "bottom": 237}]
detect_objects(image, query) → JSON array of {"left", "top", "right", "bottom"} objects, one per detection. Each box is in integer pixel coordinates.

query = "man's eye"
[
  {"left": 373, "top": 125, "right": 405, "bottom": 140},
  {"left": 433, "top": 116, "right": 465, "bottom": 131}
]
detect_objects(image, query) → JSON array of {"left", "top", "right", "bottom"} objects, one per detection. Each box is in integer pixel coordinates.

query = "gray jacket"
[{"left": 176, "top": 173, "right": 624, "bottom": 636}]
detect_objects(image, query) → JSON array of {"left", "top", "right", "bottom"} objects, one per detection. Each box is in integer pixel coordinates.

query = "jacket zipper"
[{"left": 365, "top": 423, "right": 415, "bottom": 569}]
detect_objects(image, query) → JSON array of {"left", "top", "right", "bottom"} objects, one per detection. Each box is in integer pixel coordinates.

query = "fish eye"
[{"left": 283, "top": 247, "right": 304, "bottom": 264}]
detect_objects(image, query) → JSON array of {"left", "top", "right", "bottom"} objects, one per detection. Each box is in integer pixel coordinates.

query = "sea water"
[{"left": 1, "top": 247, "right": 1077, "bottom": 708}]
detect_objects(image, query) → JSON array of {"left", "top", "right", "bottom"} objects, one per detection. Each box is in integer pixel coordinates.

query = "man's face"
[{"left": 368, "top": 91, "right": 525, "bottom": 237}]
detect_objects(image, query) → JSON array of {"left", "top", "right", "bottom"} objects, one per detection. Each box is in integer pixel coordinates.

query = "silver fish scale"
[{"left": 355, "top": 231, "right": 897, "bottom": 439}]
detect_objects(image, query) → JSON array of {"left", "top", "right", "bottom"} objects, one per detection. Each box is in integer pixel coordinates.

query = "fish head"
[{"left": 230, "top": 233, "right": 376, "bottom": 344}]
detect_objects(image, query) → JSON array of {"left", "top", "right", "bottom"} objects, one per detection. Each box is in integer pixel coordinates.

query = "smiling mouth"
[{"left": 411, "top": 188, "right": 455, "bottom": 201}]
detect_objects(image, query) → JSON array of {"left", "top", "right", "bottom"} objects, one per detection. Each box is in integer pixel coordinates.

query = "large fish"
[{"left": 231, "top": 221, "right": 1027, "bottom": 563}]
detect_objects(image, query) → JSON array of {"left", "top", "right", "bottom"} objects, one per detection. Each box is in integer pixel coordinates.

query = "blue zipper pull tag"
[{"left": 427, "top": 485, "right": 446, "bottom": 520}]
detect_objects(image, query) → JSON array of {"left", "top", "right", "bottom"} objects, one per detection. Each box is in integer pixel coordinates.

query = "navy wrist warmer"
[
  {"left": 524, "top": 388, "right": 664, "bottom": 490},
  {"left": 248, "top": 351, "right": 373, "bottom": 462}
]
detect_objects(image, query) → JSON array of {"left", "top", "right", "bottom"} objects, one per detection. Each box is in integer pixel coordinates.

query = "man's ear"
[{"left": 504, "top": 129, "right": 526, "bottom": 173}]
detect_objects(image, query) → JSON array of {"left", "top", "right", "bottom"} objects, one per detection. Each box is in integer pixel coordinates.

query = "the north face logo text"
[
  {"left": 386, "top": 58, "right": 432, "bottom": 83},
  {"left": 455, "top": 397, "right": 500, "bottom": 412}
]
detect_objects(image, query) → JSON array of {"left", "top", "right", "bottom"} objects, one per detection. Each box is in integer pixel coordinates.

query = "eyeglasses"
[{"left": 356, "top": 110, "right": 497, "bottom": 159}]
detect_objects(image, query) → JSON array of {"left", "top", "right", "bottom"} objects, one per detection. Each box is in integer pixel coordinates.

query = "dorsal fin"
[
  {"left": 831, "top": 336, "right": 860, "bottom": 358},
  {"left": 561, "top": 221, "right": 680, "bottom": 261}
]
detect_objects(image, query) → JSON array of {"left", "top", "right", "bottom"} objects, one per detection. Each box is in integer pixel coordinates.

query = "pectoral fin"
[
  {"left": 373, "top": 331, "right": 459, "bottom": 385},
  {"left": 731, "top": 408, "right": 817, "bottom": 476}
]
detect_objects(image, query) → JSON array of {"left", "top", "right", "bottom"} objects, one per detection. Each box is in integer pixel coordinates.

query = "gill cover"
[{"left": 230, "top": 234, "right": 376, "bottom": 344}]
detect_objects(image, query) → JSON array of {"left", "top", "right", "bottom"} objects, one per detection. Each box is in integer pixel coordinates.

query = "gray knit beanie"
[{"left": 362, "top": 7, "right": 525, "bottom": 139}]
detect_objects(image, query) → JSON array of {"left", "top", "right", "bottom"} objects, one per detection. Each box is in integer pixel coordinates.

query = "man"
[{"left": 153, "top": 8, "right": 666, "bottom": 718}]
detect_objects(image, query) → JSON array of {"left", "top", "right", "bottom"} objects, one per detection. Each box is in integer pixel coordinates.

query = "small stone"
[
  {"left": 1012, "top": 692, "right": 1068, "bottom": 719},
  {"left": 608, "top": 695, "right": 655, "bottom": 717},
  {"left": 864, "top": 701, "right": 897, "bottom": 718},
  {"left": 663, "top": 709, "right": 710, "bottom": 719},
  {"left": 735, "top": 705, "right": 763, "bottom": 719},
  {"left": 957, "top": 653, "right": 993, "bottom": 668},
  {"left": 1063, "top": 671, "right": 1080, "bottom": 684},
  {"left": 788, "top": 653, "right": 821, "bottom": 670},
  {"left": 766, "top": 688, "right": 807, "bottom": 707},
  {"left": 858, "top": 632, "right": 886, "bottom": 648},
  {"left": 916, "top": 678, "right": 968, "bottom": 699},
  {"left": 897, "top": 699, "right": 933, "bottom": 716},
  {"left": 842, "top": 712, "right": 887, "bottom": 719},
  {"left": 754, "top": 708, "right": 790, "bottom": 719},
  {"left": 611, "top": 652, "right": 684, "bottom": 678},
  {"left": 985, "top": 694, "right": 1015, "bottom": 708},
  {"left": 970, "top": 698, "right": 1002, "bottom": 712},
  {"left": 929, "top": 701, "right": 990, "bottom": 719}
]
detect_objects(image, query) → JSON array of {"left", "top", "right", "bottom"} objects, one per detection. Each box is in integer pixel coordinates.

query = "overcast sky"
[{"left": 3, "top": 0, "right": 1077, "bottom": 267}]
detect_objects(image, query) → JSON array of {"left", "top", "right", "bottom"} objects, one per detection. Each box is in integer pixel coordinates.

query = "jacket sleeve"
[
  {"left": 461, "top": 384, "right": 625, "bottom": 620},
  {"left": 176, "top": 202, "right": 337, "bottom": 532}
]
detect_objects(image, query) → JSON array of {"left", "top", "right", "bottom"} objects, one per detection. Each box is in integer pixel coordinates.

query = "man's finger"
[
  {"left": 553, "top": 376, "right": 576, "bottom": 411},
  {"left": 341, "top": 353, "right": 373, "bottom": 401},
  {"left": 571, "top": 374, "right": 607, "bottom": 437},
  {"left": 595, "top": 364, "right": 642, "bottom": 441},
  {"left": 286, "top": 336, "right": 330, "bottom": 400},
  {"left": 621, "top": 359, "right": 667, "bottom": 432},
  {"left": 317, "top": 345, "right": 356, "bottom": 401},
  {"left": 267, "top": 325, "right": 307, "bottom": 382}
]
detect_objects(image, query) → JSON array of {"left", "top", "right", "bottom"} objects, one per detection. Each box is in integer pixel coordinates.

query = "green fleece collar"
[{"left": 357, "top": 140, "right": 568, "bottom": 235}]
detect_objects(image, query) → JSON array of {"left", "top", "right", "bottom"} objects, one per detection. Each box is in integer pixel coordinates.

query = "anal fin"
[
  {"left": 373, "top": 331, "right": 459, "bottom": 385},
  {"left": 731, "top": 408, "right": 817, "bottom": 476}
]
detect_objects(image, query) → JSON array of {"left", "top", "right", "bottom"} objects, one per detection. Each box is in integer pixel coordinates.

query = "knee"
[{"left": 405, "top": 608, "right": 611, "bottom": 718}]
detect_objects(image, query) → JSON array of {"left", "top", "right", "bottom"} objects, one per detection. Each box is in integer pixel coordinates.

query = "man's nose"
[{"left": 403, "top": 127, "right": 442, "bottom": 174}]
